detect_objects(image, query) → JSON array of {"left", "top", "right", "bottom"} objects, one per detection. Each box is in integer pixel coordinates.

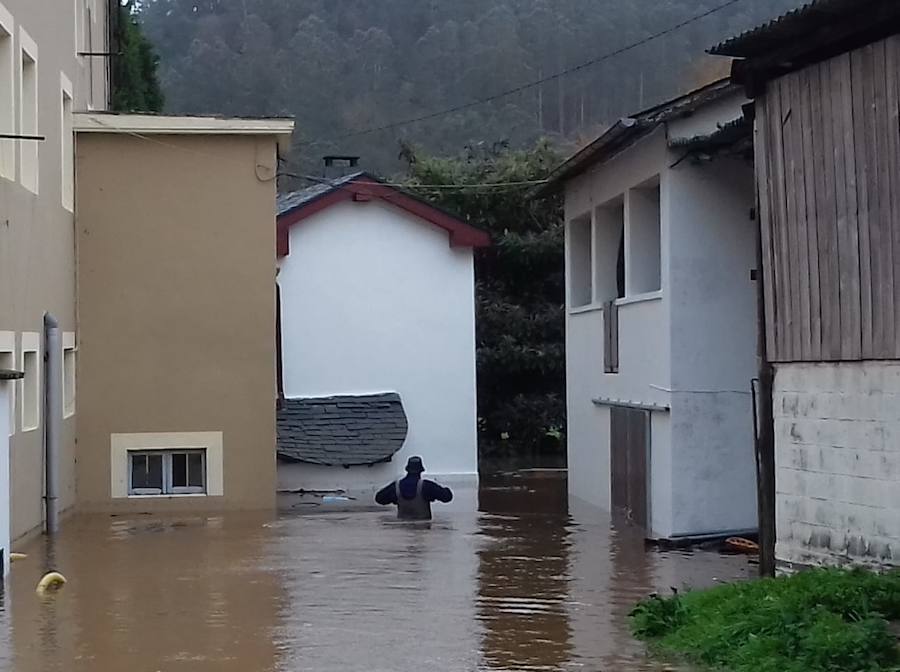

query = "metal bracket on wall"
[
  {"left": 592, "top": 397, "right": 670, "bottom": 413},
  {"left": 0, "top": 134, "right": 45, "bottom": 141}
]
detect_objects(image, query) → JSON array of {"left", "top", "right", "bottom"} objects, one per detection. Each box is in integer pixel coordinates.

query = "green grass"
[{"left": 630, "top": 568, "right": 900, "bottom": 672}]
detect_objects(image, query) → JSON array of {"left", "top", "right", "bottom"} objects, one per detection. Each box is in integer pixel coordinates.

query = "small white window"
[
  {"left": 63, "top": 332, "right": 75, "bottom": 418},
  {"left": 626, "top": 177, "right": 661, "bottom": 296},
  {"left": 0, "top": 3, "right": 14, "bottom": 180},
  {"left": 18, "top": 28, "right": 38, "bottom": 194},
  {"left": 568, "top": 214, "right": 592, "bottom": 308},
  {"left": 20, "top": 346, "right": 38, "bottom": 432},
  {"left": 128, "top": 450, "right": 207, "bottom": 496},
  {"left": 61, "top": 74, "right": 74, "bottom": 211},
  {"left": 0, "top": 332, "right": 14, "bottom": 436}
]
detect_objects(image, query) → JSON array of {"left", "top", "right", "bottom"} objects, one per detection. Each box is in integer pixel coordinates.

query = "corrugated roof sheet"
[
  {"left": 277, "top": 393, "right": 408, "bottom": 467},
  {"left": 537, "top": 78, "right": 739, "bottom": 194},
  {"left": 709, "top": 0, "right": 900, "bottom": 58}
]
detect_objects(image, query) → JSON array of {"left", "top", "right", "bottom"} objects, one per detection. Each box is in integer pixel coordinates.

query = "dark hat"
[{"left": 405, "top": 456, "right": 425, "bottom": 473}]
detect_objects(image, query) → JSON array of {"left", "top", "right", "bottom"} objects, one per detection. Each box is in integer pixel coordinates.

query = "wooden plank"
[
  {"left": 769, "top": 80, "right": 793, "bottom": 362},
  {"left": 886, "top": 35, "right": 900, "bottom": 358},
  {"left": 780, "top": 77, "right": 804, "bottom": 361},
  {"left": 787, "top": 71, "right": 813, "bottom": 360},
  {"left": 832, "top": 53, "right": 862, "bottom": 360},
  {"left": 811, "top": 61, "right": 839, "bottom": 361},
  {"left": 861, "top": 44, "right": 884, "bottom": 359},
  {"left": 873, "top": 40, "right": 895, "bottom": 357},
  {"left": 610, "top": 407, "right": 627, "bottom": 512},
  {"left": 799, "top": 67, "right": 823, "bottom": 360},
  {"left": 851, "top": 47, "right": 875, "bottom": 358},
  {"left": 755, "top": 95, "right": 779, "bottom": 359},
  {"left": 609, "top": 300, "right": 619, "bottom": 373}
]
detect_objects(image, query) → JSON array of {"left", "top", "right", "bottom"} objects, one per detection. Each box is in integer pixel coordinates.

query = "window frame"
[
  {"left": 0, "top": 331, "right": 15, "bottom": 436},
  {"left": 127, "top": 449, "right": 208, "bottom": 497},
  {"left": 18, "top": 27, "right": 38, "bottom": 194},
  {"left": 60, "top": 73, "right": 74, "bottom": 211},
  {"left": 19, "top": 332, "right": 39, "bottom": 433},
  {"left": 62, "top": 332, "right": 75, "bottom": 418},
  {"left": 0, "top": 2, "right": 14, "bottom": 181}
]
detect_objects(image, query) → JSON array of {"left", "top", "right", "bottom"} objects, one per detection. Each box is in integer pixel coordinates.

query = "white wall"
[
  {"left": 775, "top": 361, "right": 900, "bottom": 569},
  {"left": 0, "top": 383, "right": 9, "bottom": 575},
  {"left": 278, "top": 199, "right": 478, "bottom": 490},
  {"left": 565, "top": 130, "right": 673, "bottom": 535},
  {"left": 564, "top": 125, "right": 758, "bottom": 538},
  {"left": 666, "top": 155, "right": 758, "bottom": 536}
]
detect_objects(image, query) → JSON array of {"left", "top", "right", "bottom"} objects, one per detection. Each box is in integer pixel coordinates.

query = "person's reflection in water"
[{"left": 375, "top": 457, "right": 453, "bottom": 520}]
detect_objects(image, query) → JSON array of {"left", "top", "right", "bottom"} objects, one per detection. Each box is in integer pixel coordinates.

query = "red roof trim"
[{"left": 276, "top": 177, "right": 490, "bottom": 257}]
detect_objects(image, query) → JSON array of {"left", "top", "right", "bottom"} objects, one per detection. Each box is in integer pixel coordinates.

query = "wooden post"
[{"left": 755, "top": 203, "right": 777, "bottom": 577}]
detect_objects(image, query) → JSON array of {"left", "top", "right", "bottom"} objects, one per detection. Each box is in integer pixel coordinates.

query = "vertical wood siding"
[{"left": 757, "top": 35, "right": 900, "bottom": 362}]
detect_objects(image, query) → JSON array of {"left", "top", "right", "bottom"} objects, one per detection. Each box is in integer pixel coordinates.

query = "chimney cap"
[{"left": 323, "top": 155, "right": 360, "bottom": 167}]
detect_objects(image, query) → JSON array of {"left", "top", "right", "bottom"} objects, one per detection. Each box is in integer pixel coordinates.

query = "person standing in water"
[{"left": 375, "top": 456, "right": 453, "bottom": 520}]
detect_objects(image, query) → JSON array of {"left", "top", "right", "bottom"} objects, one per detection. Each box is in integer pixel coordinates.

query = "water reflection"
[
  {"left": 0, "top": 474, "right": 754, "bottom": 671},
  {"left": 477, "top": 474, "right": 572, "bottom": 670}
]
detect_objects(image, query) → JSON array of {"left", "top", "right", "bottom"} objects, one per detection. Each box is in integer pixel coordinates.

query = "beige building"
[
  {"left": 0, "top": 0, "right": 109, "bottom": 543},
  {"left": 74, "top": 114, "right": 292, "bottom": 513},
  {"left": 0, "top": 0, "right": 293, "bottom": 553}
]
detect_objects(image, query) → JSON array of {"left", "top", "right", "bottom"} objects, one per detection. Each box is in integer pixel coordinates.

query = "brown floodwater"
[{"left": 0, "top": 473, "right": 754, "bottom": 671}]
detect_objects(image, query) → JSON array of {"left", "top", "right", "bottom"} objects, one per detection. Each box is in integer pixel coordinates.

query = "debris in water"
[
  {"left": 36, "top": 571, "right": 67, "bottom": 594},
  {"left": 725, "top": 537, "right": 759, "bottom": 554}
]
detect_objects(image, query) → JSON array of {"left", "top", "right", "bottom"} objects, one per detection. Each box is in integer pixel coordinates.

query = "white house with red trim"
[{"left": 275, "top": 171, "right": 489, "bottom": 498}]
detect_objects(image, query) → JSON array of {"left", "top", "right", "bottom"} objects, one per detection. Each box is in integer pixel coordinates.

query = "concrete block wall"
[{"left": 775, "top": 361, "right": 900, "bottom": 568}]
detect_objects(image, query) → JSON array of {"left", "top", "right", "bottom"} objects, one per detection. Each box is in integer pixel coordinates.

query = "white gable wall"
[{"left": 278, "top": 199, "right": 478, "bottom": 495}]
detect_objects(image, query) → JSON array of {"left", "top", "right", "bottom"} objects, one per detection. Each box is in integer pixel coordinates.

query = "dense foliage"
[
  {"left": 136, "top": 0, "right": 803, "bottom": 173},
  {"left": 403, "top": 142, "right": 564, "bottom": 459},
  {"left": 112, "top": 1, "right": 165, "bottom": 113},
  {"left": 631, "top": 568, "right": 900, "bottom": 672}
]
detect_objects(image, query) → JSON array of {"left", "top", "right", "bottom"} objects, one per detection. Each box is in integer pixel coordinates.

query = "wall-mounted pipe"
[{"left": 43, "top": 313, "right": 62, "bottom": 535}]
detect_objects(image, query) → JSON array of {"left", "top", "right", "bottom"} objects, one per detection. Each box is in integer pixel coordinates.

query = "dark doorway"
[{"left": 610, "top": 406, "right": 649, "bottom": 530}]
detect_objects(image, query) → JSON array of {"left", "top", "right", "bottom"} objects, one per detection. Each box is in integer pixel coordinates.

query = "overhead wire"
[
  {"left": 296, "top": 0, "right": 745, "bottom": 147},
  {"left": 279, "top": 172, "right": 548, "bottom": 191}
]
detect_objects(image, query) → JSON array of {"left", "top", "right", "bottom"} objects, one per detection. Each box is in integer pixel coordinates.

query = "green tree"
[
  {"left": 403, "top": 141, "right": 565, "bottom": 462},
  {"left": 112, "top": 1, "right": 164, "bottom": 112}
]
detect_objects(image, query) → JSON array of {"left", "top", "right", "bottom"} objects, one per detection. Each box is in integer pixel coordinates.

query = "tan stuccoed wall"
[
  {"left": 0, "top": 0, "right": 108, "bottom": 540},
  {"left": 75, "top": 133, "right": 278, "bottom": 512}
]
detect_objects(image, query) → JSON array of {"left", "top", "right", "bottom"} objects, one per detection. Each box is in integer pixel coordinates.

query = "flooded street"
[{"left": 0, "top": 474, "right": 754, "bottom": 671}]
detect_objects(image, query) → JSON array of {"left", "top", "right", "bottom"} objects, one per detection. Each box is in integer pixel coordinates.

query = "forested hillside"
[{"left": 139, "top": 0, "right": 802, "bottom": 174}]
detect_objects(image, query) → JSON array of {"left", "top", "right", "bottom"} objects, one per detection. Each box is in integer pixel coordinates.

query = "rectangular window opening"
[
  {"left": 0, "top": 11, "right": 13, "bottom": 180},
  {"left": 61, "top": 82, "right": 74, "bottom": 210},
  {"left": 21, "top": 349, "right": 38, "bottom": 431},
  {"left": 63, "top": 346, "right": 75, "bottom": 417},
  {"left": 19, "top": 34, "right": 38, "bottom": 193},
  {"left": 0, "top": 349, "right": 14, "bottom": 435},
  {"left": 626, "top": 177, "right": 661, "bottom": 296},
  {"left": 128, "top": 450, "right": 208, "bottom": 496},
  {"left": 594, "top": 196, "right": 626, "bottom": 303},
  {"left": 568, "top": 214, "right": 592, "bottom": 308}
]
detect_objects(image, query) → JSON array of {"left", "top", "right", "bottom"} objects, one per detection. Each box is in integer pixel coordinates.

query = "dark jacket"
[{"left": 375, "top": 474, "right": 453, "bottom": 505}]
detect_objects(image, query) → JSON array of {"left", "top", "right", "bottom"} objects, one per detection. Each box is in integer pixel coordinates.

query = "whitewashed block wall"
[{"left": 774, "top": 361, "right": 900, "bottom": 568}]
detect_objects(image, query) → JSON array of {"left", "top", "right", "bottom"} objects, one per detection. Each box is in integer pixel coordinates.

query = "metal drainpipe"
[{"left": 43, "top": 313, "right": 62, "bottom": 535}]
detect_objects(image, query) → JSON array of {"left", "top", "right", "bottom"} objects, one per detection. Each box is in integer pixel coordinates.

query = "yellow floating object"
[
  {"left": 9, "top": 553, "right": 27, "bottom": 562},
  {"left": 35, "top": 571, "right": 67, "bottom": 594},
  {"left": 725, "top": 537, "right": 760, "bottom": 554}
]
